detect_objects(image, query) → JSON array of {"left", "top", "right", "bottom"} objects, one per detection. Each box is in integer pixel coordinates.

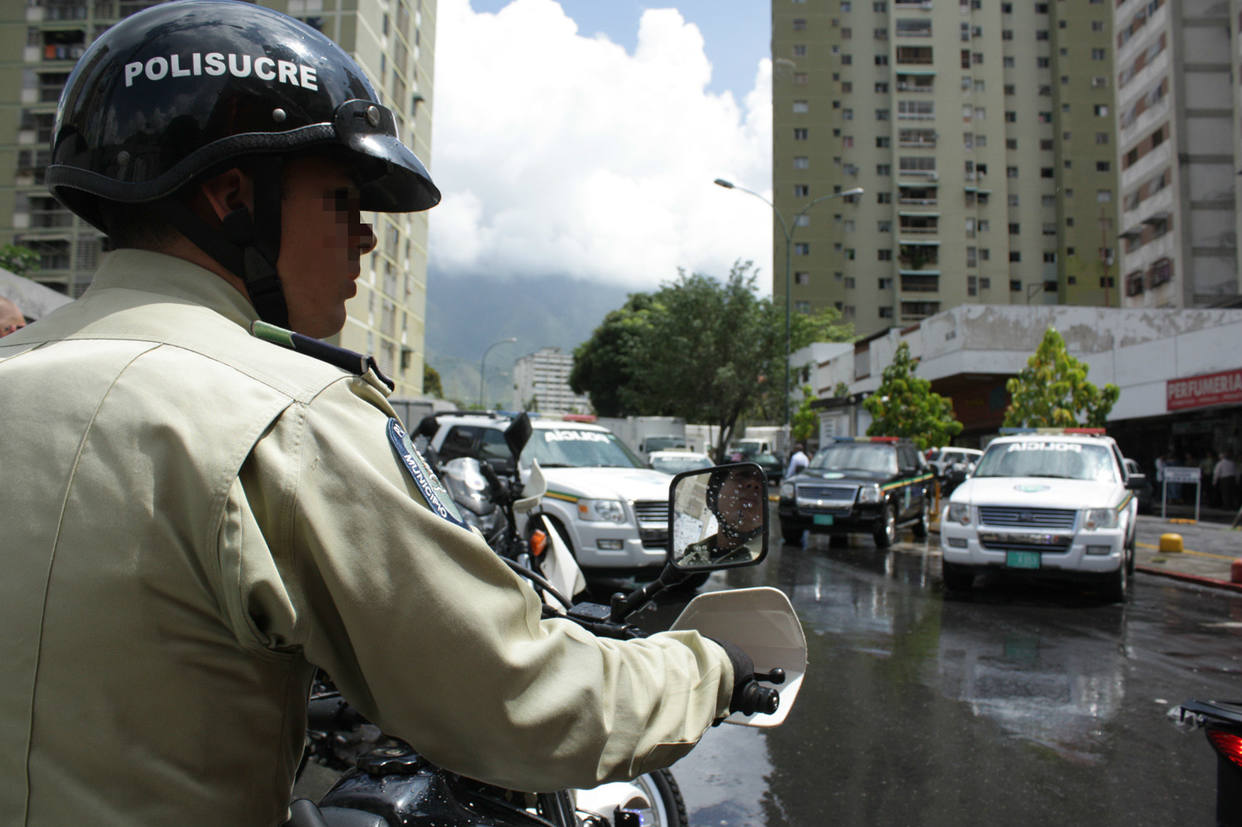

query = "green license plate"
[
  {"left": 813, "top": 514, "right": 835, "bottom": 526},
  {"left": 1006, "top": 551, "right": 1041, "bottom": 570}
]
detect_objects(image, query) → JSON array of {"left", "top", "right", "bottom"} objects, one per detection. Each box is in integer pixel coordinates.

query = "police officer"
[{"left": 0, "top": 3, "right": 755, "bottom": 824}]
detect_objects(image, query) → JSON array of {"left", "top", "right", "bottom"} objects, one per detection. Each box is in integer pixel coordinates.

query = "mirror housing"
[
  {"left": 1125, "top": 472, "right": 1147, "bottom": 490},
  {"left": 668, "top": 462, "right": 768, "bottom": 571}
]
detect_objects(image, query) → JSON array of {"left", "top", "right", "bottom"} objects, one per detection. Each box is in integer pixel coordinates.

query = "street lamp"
[
  {"left": 479, "top": 337, "right": 517, "bottom": 408},
  {"left": 714, "top": 178, "right": 864, "bottom": 429}
]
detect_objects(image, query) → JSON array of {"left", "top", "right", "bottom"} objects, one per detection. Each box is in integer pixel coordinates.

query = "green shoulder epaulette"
[{"left": 251, "top": 320, "right": 394, "bottom": 391}]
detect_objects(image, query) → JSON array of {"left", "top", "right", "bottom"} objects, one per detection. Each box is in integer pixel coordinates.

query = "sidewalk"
[{"left": 1135, "top": 514, "right": 1242, "bottom": 593}]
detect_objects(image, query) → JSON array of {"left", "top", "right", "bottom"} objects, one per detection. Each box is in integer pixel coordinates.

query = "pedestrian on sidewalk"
[{"left": 1214, "top": 452, "right": 1238, "bottom": 510}]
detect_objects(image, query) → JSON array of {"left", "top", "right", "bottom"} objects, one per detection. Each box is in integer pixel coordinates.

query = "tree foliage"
[
  {"left": 571, "top": 261, "right": 852, "bottom": 458},
  {"left": 863, "top": 342, "right": 962, "bottom": 450},
  {"left": 791, "top": 385, "right": 818, "bottom": 445},
  {"left": 1003, "top": 327, "right": 1119, "bottom": 428},
  {"left": 422, "top": 364, "right": 443, "bottom": 398},
  {"left": 0, "top": 244, "right": 39, "bottom": 278}
]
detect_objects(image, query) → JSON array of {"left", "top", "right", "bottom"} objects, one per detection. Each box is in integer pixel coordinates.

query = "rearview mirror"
[{"left": 669, "top": 462, "right": 768, "bottom": 571}]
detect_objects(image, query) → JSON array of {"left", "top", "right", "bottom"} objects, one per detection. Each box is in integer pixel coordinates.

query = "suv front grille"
[
  {"left": 978, "top": 506, "right": 1077, "bottom": 531},
  {"left": 795, "top": 484, "right": 857, "bottom": 510},
  {"left": 634, "top": 500, "right": 669, "bottom": 549},
  {"left": 633, "top": 500, "right": 669, "bottom": 524}
]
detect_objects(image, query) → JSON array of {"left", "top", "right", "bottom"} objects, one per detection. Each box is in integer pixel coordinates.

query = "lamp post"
[
  {"left": 714, "top": 179, "right": 864, "bottom": 429},
  {"left": 479, "top": 337, "right": 517, "bottom": 409}
]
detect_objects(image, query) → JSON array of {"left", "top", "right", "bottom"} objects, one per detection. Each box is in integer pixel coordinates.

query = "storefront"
[{"left": 1109, "top": 367, "right": 1242, "bottom": 505}]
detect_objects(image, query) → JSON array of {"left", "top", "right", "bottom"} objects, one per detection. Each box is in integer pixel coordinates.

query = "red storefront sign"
[{"left": 1166, "top": 368, "right": 1242, "bottom": 411}]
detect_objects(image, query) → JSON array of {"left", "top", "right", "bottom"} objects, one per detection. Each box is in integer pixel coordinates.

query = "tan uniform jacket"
[{"left": 0, "top": 250, "right": 732, "bottom": 827}]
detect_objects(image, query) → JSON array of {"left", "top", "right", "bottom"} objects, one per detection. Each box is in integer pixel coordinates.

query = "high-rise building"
[
  {"left": 0, "top": 0, "right": 436, "bottom": 395},
  {"left": 512, "top": 348, "right": 592, "bottom": 415},
  {"left": 1113, "top": 0, "right": 1242, "bottom": 308},
  {"left": 770, "top": 0, "right": 1120, "bottom": 337}
]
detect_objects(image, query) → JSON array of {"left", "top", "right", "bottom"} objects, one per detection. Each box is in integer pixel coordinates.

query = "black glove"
[{"left": 709, "top": 637, "right": 755, "bottom": 714}]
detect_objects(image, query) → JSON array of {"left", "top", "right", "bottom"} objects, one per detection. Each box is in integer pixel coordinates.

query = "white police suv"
[
  {"left": 939, "top": 430, "right": 1146, "bottom": 601},
  {"left": 425, "top": 413, "right": 673, "bottom": 579}
]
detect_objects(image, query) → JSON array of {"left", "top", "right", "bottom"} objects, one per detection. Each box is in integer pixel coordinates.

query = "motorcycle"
[
  {"left": 289, "top": 459, "right": 807, "bottom": 827},
  {"left": 1169, "top": 699, "right": 1242, "bottom": 826}
]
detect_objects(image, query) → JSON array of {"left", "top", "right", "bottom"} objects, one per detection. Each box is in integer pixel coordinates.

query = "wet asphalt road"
[{"left": 640, "top": 518, "right": 1242, "bottom": 826}]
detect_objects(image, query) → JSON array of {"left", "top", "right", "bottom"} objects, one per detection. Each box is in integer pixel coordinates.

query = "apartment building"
[
  {"left": 1114, "top": 0, "right": 1242, "bottom": 308},
  {"left": 771, "top": 0, "right": 1120, "bottom": 337},
  {"left": 0, "top": 0, "right": 436, "bottom": 396},
  {"left": 512, "top": 347, "right": 592, "bottom": 415}
]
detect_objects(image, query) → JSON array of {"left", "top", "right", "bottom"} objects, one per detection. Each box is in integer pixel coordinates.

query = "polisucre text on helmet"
[{"left": 123, "top": 53, "right": 319, "bottom": 90}]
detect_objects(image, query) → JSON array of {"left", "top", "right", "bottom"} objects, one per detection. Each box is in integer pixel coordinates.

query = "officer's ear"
[{"left": 196, "top": 167, "right": 254, "bottom": 222}]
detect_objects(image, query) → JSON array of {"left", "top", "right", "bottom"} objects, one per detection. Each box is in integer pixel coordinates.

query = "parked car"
[
  {"left": 940, "top": 430, "right": 1146, "bottom": 600},
  {"left": 750, "top": 451, "right": 785, "bottom": 484},
  {"left": 926, "top": 446, "right": 983, "bottom": 479},
  {"left": 647, "top": 450, "right": 713, "bottom": 476},
  {"left": 422, "top": 413, "right": 673, "bottom": 579},
  {"left": 778, "top": 437, "right": 934, "bottom": 547}
]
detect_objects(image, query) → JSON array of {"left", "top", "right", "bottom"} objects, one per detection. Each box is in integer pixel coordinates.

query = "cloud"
[{"left": 428, "top": 0, "right": 773, "bottom": 292}]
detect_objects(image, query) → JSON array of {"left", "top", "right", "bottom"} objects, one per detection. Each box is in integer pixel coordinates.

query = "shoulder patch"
[{"left": 386, "top": 418, "right": 469, "bottom": 530}]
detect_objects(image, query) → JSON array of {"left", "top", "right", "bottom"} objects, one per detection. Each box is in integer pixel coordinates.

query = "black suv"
[{"left": 777, "top": 437, "right": 933, "bottom": 547}]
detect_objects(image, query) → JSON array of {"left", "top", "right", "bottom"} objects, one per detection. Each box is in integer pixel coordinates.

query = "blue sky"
[
  {"left": 429, "top": 0, "right": 775, "bottom": 292},
  {"left": 468, "top": 0, "right": 770, "bottom": 103}
]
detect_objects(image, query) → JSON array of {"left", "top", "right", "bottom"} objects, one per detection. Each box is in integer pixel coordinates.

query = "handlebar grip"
[{"left": 736, "top": 682, "right": 780, "bottom": 716}]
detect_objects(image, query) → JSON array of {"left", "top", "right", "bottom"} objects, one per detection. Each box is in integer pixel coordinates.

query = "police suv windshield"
[
  {"left": 522, "top": 428, "right": 645, "bottom": 469},
  {"left": 973, "top": 440, "right": 1118, "bottom": 483},
  {"left": 808, "top": 442, "right": 898, "bottom": 475}
]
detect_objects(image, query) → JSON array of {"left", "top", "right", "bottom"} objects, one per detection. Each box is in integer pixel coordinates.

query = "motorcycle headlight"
[
  {"left": 1083, "top": 508, "right": 1118, "bottom": 530},
  {"left": 780, "top": 481, "right": 795, "bottom": 499},
  {"left": 858, "top": 484, "right": 882, "bottom": 504},
  {"left": 577, "top": 499, "right": 626, "bottom": 523},
  {"left": 947, "top": 502, "right": 971, "bottom": 525}
]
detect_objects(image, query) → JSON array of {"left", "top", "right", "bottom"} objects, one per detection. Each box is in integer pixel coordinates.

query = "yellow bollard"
[{"left": 1158, "top": 533, "right": 1184, "bottom": 554}]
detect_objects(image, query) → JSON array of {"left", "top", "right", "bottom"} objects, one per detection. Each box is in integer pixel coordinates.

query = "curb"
[{"left": 1136, "top": 564, "right": 1242, "bottom": 595}]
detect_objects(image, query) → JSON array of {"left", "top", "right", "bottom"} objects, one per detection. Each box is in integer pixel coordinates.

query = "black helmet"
[{"left": 47, "top": 0, "right": 440, "bottom": 326}]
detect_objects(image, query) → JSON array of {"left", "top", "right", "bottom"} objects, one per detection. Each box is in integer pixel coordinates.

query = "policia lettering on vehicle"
[{"left": 0, "top": 3, "right": 761, "bottom": 824}]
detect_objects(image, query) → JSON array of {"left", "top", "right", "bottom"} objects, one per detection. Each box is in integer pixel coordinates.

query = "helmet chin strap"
[{"left": 163, "top": 158, "right": 290, "bottom": 328}]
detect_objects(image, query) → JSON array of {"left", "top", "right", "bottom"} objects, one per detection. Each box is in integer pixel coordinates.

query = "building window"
[
  {"left": 794, "top": 271, "right": 810, "bottom": 285},
  {"left": 794, "top": 156, "right": 810, "bottom": 169},
  {"left": 794, "top": 243, "right": 811, "bottom": 256},
  {"left": 793, "top": 19, "right": 807, "bottom": 31},
  {"left": 794, "top": 127, "right": 809, "bottom": 140},
  {"left": 878, "top": 249, "right": 893, "bottom": 260},
  {"left": 794, "top": 184, "right": 810, "bottom": 197}
]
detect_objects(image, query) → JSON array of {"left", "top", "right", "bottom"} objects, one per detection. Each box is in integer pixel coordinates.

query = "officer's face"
[
  {"left": 716, "top": 472, "right": 765, "bottom": 536},
  {"left": 277, "top": 156, "right": 376, "bottom": 338}
]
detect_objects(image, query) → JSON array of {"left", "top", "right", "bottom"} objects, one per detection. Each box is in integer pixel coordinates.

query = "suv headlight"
[
  {"left": 1083, "top": 508, "right": 1118, "bottom": 530},
  {"left": 947, "top": 503, "right": 971, "bottom": 525},
  {"left": 780, "top": 481, "right": 795, "bottom": 499},
  {"left": 578, "top": 499, "right": 627, "bottom": 523},
  {"left": 858, "top": 484, "right": 882, "bottom": 504}
]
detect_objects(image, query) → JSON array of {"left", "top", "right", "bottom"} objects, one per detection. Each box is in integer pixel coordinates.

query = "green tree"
[
  {"left": 571, "top": 262, "right": 851, "bottom": 458},
  {"left": 0, "top": 244, "right": 39, "bottom": 278},
  {"left": 791, "top": 384, "right": 818, "bottom": 445},
  {"left": 1004, "top": 327, "right": 1119, "bottom": 428},
  {"left": 863, "top": 341, "right": 962, "bottom": 450},
  {"left": 569, "top": 293, "right": 657, "bottom": 416},
  {"left": 422, "top": 364, "right": 443, "bottom": 398}
]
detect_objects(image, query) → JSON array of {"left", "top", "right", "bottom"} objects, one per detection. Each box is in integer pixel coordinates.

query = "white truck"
[{"left": 596, "top": 416, "right": 688, "bottom": 463}]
